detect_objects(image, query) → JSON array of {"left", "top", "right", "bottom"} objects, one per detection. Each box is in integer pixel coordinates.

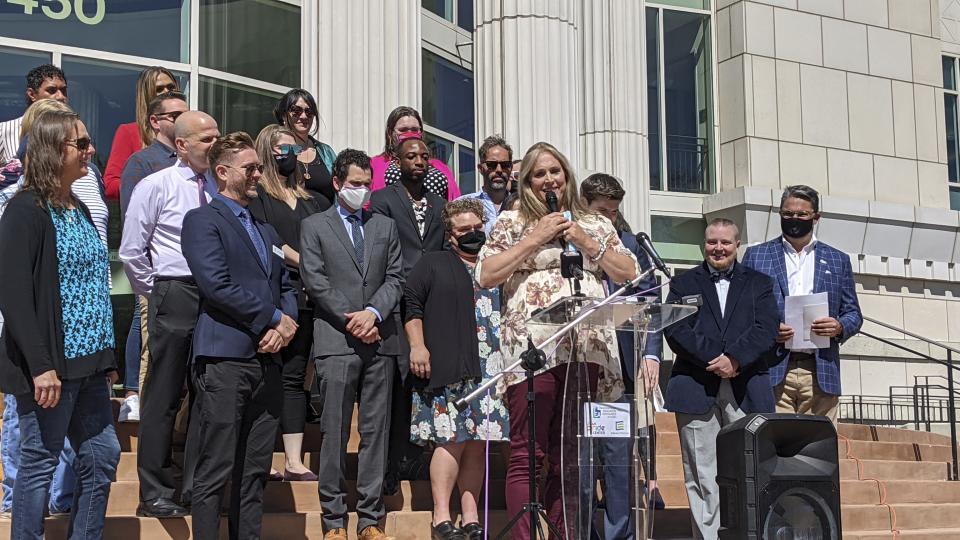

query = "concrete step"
[
  {"left": 840, "top": 459, "right": 950, "bottom": 481},
  {"left": 842, "top": 503, "right": 960, "bottom": 531},
  {"left": 845, "top": 529, "right": 960, "bottom": 539}
]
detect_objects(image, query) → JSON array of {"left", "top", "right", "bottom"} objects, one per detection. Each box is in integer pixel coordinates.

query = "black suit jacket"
[
  {"left": 368, "top": 183, "right": 448, "bottom": 277},
  {"left": 663, "top": 262, "right": 779, "bottom": 415}
]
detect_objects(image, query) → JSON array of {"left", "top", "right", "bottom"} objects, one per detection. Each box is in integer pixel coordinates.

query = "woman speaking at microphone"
[{"left": 475, "top": 142, "right": 639, "bottom": 539}]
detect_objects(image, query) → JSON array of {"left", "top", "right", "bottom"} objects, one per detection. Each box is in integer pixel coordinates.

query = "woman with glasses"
[
  {"left": 103, "top": 66, "right": 180, "bottom": 200},
  {"left": 371, "top": 106, "right": 461, "bottom": 201},
  {"left": 0, "top": 108, "right": 121, "bottom": 540},
  {"left": 273, "top": 89, "right": 338, "bottom": 208},
  {"left": 247, "top": 124, "right": 325, "bottom": 482}
]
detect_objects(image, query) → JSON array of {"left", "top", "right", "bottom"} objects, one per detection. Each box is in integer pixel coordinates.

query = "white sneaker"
[{"left": 118, "top": 394, "right": 140, "bottom": 423}]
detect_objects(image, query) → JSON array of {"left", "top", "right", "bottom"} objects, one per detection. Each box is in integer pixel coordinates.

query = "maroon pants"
[{"left": 504, "top": 363, "right": 599, "bottom": 540}]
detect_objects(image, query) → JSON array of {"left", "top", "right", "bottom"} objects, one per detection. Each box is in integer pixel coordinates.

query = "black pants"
[
  {"left": 280, "top": 309, "right": 313, "bottom": 434},
  {"left": 190, "top": 357, "right": 281, "bottom": 540},
  {"left": 138, "top": 279, "right": 199, "bottom": 503}
]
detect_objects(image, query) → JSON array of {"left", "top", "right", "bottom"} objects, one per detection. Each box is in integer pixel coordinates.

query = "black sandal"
[
  {"left": 461, "top": 522, "right": 484, "bottom": 540},
  {"left": 432, "top": 521, "right": 466, "bottom": 540}
]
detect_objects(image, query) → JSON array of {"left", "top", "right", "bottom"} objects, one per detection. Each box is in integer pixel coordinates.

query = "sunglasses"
[
  {"left": 226, "top": 163, "right": 265, "bottom": 178},
  {"left": 154, "top": 110, "right": 184, "bottom": 123},
  {"left": 155, "top": 83, "right": 178, "bottom": 94},
  {"left": 276, "top": 143, "right": 304, "bottom": 155},
  {"left": 482, "top": 160, "right": 513, "bottom": 171},
  {"left": 64, "top": 137, "right": 93, "bottom": 152},
  {"left": 287, "top": 105, "right": 316, "bottom": 118}
]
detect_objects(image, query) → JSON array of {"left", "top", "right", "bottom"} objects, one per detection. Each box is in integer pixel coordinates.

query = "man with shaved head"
[{"left": 120, "top": 110, "right": 220, "bottom": 518}]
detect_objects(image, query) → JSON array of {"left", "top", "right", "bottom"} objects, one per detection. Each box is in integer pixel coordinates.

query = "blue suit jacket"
[
  {"left": 663, "top": 262, "right": 779, "bottom": 415},
  {"left": 608, "top": 232, "right": 663, "bottom": 394},
  {"left": 182, "top": 198, "right": 298, "bottom": 361},
  {"left": 741, "top": 237, "right": 862, "bottom": 395}
]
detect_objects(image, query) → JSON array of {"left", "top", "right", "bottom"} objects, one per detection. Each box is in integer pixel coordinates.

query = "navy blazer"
[
  {"left": 663, "top": 262, "right": 779, "bottom": 415},
  {"left": 181, "top": 197, "right": 298, "bottom": 361},
  {"left": 742, "top": 237, "right": 862, "bottom": 395}
]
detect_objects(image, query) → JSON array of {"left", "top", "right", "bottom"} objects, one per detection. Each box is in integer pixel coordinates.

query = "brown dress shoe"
[
  {"left": 358, "top": 525, "right": 395, "bottom": 540},
  {"left": 323, "top": 528, "right": 348, "bottom": 540}
]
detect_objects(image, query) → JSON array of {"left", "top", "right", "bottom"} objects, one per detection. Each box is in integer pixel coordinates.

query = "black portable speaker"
[{"left": 717, "top": 413, "right": 841, "bottom": 540}]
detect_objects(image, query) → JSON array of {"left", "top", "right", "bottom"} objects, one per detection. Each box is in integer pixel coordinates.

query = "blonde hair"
[
  {"left": 254, "top": 124, "right": 311, "bottom": 201},
  {"left": 517, "top": 142, "right": 585, "bottom": 223},
  {"left": 22, "top": 109, "right": 83, "bottom": 209},
  {"left": 135, "top": 67, "right": 178, "bottom": 148},
  {"left": 20, "top": 99, "right": 72, "bottom": 138}
]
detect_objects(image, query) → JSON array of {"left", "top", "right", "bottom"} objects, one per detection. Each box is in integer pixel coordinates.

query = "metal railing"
[
  {"left": 855, "top": 315, "right": 960, "bottom": 480},
  {"left": 665, "top": 134, "right": 709, "bottom": 194}
]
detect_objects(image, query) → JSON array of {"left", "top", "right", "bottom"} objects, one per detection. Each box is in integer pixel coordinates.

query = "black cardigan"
[
  {"left": 403, "top": 250, "right": 481, "bottom": 391},
  {"left": 0, "top": 190, "right": 116, "bottom": 394}
]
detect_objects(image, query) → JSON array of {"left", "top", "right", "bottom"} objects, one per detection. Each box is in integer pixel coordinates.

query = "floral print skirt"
[{"left": 410, "top": 378, "right": 510, "bottom": 446}]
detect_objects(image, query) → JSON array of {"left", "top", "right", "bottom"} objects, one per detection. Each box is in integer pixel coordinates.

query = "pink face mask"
[{"left": 397, "top": 131, "right": 422, "bottom": 142}]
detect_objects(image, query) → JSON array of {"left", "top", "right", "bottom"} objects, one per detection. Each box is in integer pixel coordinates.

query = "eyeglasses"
[
  {"left": 779, "top": 210, "right": 816, "bottom": 220},
  {"left": 225, "top": 163, "right": 264, "bottom": 178},
  {"left": 155, "top": 83, "right": 178, "bottom": 94},
  {"left": 276, "top": 143, "right": 303, "bottom": 155},
  {"left": 154, "top": 110, "right": 184, "bottom": 123},
  {"left": 482, "top": 160, "right": 513, "bottom": 171},
  {"left": 64, "top": 137, "right": 93, "bottom": 152},
  {"left": 287, "top": 105, "right": 316, "bottom": 118}
]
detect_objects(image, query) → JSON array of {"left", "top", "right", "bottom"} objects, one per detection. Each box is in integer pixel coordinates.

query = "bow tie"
[{"left": 710, "top": 268, "right": 733, "bottom": 283}]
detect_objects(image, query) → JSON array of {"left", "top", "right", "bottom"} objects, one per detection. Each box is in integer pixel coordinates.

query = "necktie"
[
  {"left": 239, "top": 210, "right": 268, "bottom": 270},
  {"left": 347, "top": 214, "right": 364, "bottom": 271},
  {"left": 197, "top": 174, "right": 208, "bottom": 207}
]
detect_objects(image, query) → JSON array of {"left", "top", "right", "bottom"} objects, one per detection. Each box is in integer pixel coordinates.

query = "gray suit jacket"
[{"left": 299, "top": 206, "right": 404, "bottom": 357}]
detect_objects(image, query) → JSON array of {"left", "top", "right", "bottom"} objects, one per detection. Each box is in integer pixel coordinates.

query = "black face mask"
[
  {"left": 457, "top": 230, "right": 486, "bottom": 255},
  {"left": 275, "top": 149, "right": 298, "bottom": 179},
  {"left": 781, "top": 216, "right": 814, "bottom": 239}
]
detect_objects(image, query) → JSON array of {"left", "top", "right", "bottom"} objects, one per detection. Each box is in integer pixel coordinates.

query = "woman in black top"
[
  {"left": 273, "top": 89, "right": 337, "bottom": 207},
  {"left": 249, "top": 124, "right": 324, "bottom": 482}
]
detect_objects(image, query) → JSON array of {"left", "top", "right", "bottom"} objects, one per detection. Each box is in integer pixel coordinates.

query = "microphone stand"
[{"left": 460, "top": 266, "right": 657, "bottom": 539}]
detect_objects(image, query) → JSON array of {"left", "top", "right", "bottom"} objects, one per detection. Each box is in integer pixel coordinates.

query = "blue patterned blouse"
[{"left": 50, "top": 206, "right": 115, "bottom": 359}]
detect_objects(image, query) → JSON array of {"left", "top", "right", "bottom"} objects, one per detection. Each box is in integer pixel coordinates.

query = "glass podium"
[{"left": 526, "top": 295, "right": 697, "bottom": 539}]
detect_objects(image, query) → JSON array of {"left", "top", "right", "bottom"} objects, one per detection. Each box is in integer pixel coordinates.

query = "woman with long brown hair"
[{"left": 0, "top": 109, "right": 121, "bottom": 539}]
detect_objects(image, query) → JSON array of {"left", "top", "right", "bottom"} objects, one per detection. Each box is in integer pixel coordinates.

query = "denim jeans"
[
  {"left": 11, "top": 374, "right": 120, "bottom": 540},
  {"left": 1, "top": 394, "right": 76, "bottom": 513},
  {"left": 124, "top": 296, "right": 142, "bottom": 392}
]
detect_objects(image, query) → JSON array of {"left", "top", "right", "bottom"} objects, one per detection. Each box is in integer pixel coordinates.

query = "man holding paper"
[{"left": 742, "top": 185, "right": 863, "bottom": 424}]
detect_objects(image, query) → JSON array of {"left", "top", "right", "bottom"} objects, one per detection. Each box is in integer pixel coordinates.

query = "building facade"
[{"left": 2, "top": 0, "right": 958, "bottom": 401}]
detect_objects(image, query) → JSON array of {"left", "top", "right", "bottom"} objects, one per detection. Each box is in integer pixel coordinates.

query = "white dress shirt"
[
  {"left": 119, "top": 160, "right": 214, "bottom": 296},
  {"left": 0, "top": 116, "right": 23, "bottom": 165},
  {"left": 715, "top": 276, "right": 731, "bottom": 318},
  {"left": 783, "top": 234, "right": 817, "bottom": 297}
]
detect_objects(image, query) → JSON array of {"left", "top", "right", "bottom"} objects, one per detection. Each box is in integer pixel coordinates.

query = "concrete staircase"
[{"left": 2, "top": 403, "right": 960, "bottom": 539}]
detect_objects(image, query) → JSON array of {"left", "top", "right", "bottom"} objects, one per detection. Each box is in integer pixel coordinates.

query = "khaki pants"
[
  {"left": 775, "top": 355, "right": 839, "bottom": 424},
  {"left": 137, "top": 294, "right": 151, "bottom": 398}
]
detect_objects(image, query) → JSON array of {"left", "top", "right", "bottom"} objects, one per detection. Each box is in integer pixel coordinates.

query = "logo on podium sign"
[{"left": 583, "top": 402, "right": 631, "bottom": 438}]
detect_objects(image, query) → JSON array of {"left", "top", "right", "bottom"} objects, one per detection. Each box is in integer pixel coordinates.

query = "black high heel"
[{"left": 431, "top": 520, "right": 466, "bottom": 540}]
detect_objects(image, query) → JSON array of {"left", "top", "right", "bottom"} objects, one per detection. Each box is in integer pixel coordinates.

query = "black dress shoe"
[
  {"left": 431, "top": 520, "right": 466, "bottom": 540},
  {"left": 136, "top": 498, "right": 189, "bottom": 518},
  {"left": 460, "top": 522, "right": 483, "bottom": 540}
]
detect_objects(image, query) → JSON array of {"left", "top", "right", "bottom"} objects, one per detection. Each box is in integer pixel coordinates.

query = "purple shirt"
[{"left": 119, "top": 160, "right": 215, "bottom": 296}]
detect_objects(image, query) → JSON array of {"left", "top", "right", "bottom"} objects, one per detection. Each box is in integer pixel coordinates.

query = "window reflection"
[
  {"left": 646, "top": 8, "right": 661, "bottom": 191},
  {"left": 198, "top": 76, "right": 281, "bottom": 138},
  {"left": 0, "top": 48, "right": 52, "bottom": 122},
  {"left": 422, "top": 50, "right": 475, "bottom": 141},
  {"left": 459, "top": 146, "right": 476, "bottom": 193}
]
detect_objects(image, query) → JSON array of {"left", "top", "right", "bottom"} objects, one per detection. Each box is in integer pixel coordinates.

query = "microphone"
[
  {"left": 636, "top": 232, "right": 672, "bottom": 278},
  {"left": 545, "top": 191, "right": 584, "bottom": 280}
]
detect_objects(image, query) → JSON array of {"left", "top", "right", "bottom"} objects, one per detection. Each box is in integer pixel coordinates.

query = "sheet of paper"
[
  {"left": 582, "top": 402, "right": 632, "bottom": 438},
  {"left": 784, "top": 292, "right": 829, "bottom": 350}
]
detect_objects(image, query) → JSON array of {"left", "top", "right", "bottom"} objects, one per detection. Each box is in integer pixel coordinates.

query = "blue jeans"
[
  {"left": 11, "top": 374, "right": 120, "bottom": 540},
  {"left": 2, "top": 394, "right": 76, "bottom": 513},
  {"left": 124, "top": 296, "right": 142, "bottom": 392}
]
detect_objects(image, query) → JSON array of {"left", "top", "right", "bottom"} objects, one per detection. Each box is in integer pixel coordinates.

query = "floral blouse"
[{"left": 476, "top": 209, "right": 640, "bottom": 400}]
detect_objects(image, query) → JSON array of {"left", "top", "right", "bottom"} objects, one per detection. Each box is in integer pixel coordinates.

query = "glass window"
[
  {"left": 200, "top": 0, "right": 300, "bottom": 87},
  {"left": 457, "top": 0, "right": 473, "bottom": 31},
  {"left": 422, "top": 0, "right": 452, "bottom": 21},
  {"left": 459, "top": 146, "right": 476, "bottom": 193},
  {"left": 0, "top": 1, "right": 188, "bottom": 62},
  {"left": 198, "top": 75, "right": 282, "bottom": 137},
  {"left": 423, "top": 131, "right": 454, "bottom": 169},
  {"left": 651, "top": 215, "right": 706, "bottom": 262},
  {"left": 944, "top": 56, "right": 957, "bottom": 91},
  {"left": 648, "top": 0, "right": 710, "bottom": 9},
  {"left": 946, "top": 92, "right": 959, "bottom": 184},
  {"left": 422, "top": 50, "right": 475, "bottom": 141},
  {"left": 0, "top": 47, "right": 52, "bottom": 122},
  {"left": 951, "top": 186, "right": 960, "bottom": 211},
  {"left": 647, "top": 8, "right": 661, "bottom": 191}
]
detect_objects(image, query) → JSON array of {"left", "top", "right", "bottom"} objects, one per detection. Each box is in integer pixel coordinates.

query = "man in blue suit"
[
  {"left": 742, "top": 185, "right": 863, "bottom": 424},
  {"left": 663, "top": 218, "right": 779, "bottom": 539},
  {"left": 581, "top": 174, "right": 664, "bottom": 539},
  {"left": 181, "top": 132, "right": 299, "bottom": 540}
]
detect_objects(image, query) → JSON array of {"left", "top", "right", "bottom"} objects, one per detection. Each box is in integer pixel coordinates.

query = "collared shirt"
[
  {"left": 457, "top": 189, "right": 500, "bottom": 234},
  {"left": 120, "top": 139, "right": 177, "bottom": 217},
  {"left": 782, "top": 234, "right": 818, "bottom": 297},
  {"left": 215, "top": 194, "right": 281, "bottom": 326},
  {"left": 119, "top": 160, "right": 216, "bottom": 296},
  {"left": 0, "top": 116, "right": 23, "bottom": 166},
  {"left": 708, "top": 262, "right": 734, "bottom": 318},
  {"left": 334, "top": 201, "right": 381, "bottom": 321}
]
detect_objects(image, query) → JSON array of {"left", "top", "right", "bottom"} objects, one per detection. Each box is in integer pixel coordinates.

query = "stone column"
[
  {"left": 474, "top": 0, "right": 581, "bottom": 167},
  {"left": 577, "top": 0, "right": 651, "bottom": 233},
  {"left": 313, "top": 0, "right": 421, "bottom": 155}
]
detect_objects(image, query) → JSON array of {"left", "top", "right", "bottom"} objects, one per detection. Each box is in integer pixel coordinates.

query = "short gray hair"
[
  {"left": 478, "top": 134, "right": 513, "bottom": 162},
  {"left": 780, "top": 184, "right": 820, "bottom": 213},
  {"left": 706, "top": 217, "right": 740, "bottom": 240}
]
